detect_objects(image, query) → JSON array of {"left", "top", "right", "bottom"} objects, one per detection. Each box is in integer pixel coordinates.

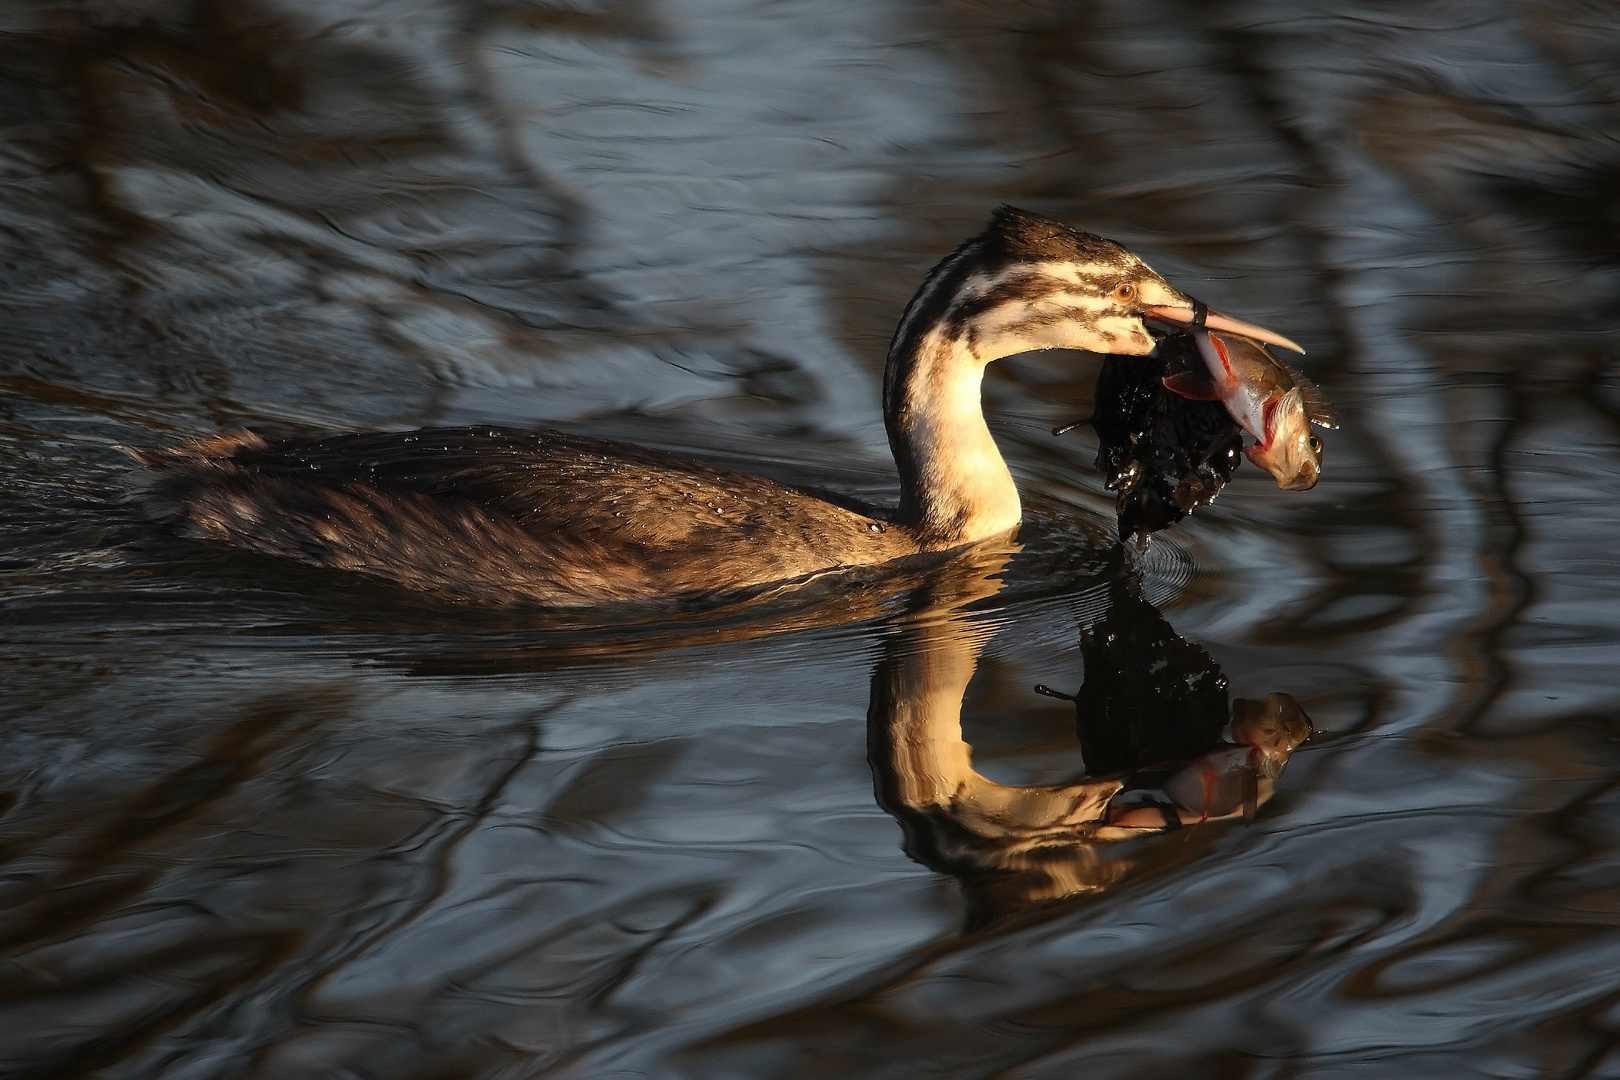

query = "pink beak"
[{"left": 1144, "top": 305, "right": 1306, "bottom": 355}]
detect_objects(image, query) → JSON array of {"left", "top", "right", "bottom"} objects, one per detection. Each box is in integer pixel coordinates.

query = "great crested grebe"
[{"left": 127, "top": 207, "right": 1303, "bottom": 607}]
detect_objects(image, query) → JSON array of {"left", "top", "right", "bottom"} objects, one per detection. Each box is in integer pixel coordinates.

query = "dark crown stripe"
[{"left": 995, "top": 306, "right": 1106, "bottom": 336}]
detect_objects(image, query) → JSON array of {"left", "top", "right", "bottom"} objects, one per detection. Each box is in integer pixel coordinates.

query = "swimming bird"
[{"left": 126, "top": 207, "right": 1302, "bottom": 607}]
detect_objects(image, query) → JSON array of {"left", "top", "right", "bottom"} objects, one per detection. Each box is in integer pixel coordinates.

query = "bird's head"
[{"left": 889, "top": 206, "right": 1302, "bottom": 370}]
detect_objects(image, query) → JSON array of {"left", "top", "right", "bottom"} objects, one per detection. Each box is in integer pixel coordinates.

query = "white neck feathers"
[{"left": 886, "top": 323, "right": 1021, "bottom": 548}]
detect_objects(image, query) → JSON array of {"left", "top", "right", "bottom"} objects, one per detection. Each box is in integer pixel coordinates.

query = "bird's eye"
[
  {"left": 1113, "top": 282, "right": 1136, "bottom": 303},
  {"left": 1309, "top": 437, "right": 1321, "bottom": 452}
]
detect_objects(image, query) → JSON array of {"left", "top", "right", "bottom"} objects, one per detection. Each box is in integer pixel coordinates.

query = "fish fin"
[
  {"left": 1162, "top": 371, "right": 1223, "bottom": 401},
  {"left": 1241, "top": 774, "right": 1259, "bottom": 822},
  {"left": 1283, "top": 364, "right": 1339, "bottom": 429}
]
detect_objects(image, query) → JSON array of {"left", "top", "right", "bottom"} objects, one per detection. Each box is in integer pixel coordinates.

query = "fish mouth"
[
  {"left": 1144, "top": 303, "right": 1305, "bottom": 355},
  {"left": 1278, "top": 471, "right": 1319, "bottom": 492},
  {"left": 1244, "top": 443, "right": 1319, "bottom": 490}
]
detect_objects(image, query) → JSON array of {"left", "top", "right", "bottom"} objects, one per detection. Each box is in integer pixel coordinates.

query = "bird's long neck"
[
  {"left": 884, "top": 322, "right": 1021, "bottom": 549},
  {"left": 881, "top": 214, "right": 1149, "bottom": 548}
]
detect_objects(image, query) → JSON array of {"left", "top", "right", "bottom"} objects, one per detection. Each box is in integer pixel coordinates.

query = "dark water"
[{"left": 5, "top": 1, "right": 1620, "bottom": 1076}]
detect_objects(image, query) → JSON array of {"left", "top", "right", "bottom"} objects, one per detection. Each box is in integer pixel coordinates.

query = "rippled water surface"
[{"left": 5, "top": 1, "right": 1620, "bottom": 1076}]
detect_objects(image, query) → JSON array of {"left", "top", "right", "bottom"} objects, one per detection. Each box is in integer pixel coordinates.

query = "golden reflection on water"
[{"left": 869, "top": 549, "right": 1311, "bottom": 930}]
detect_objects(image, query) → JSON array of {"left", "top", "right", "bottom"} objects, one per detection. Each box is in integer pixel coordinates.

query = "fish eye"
[
  {"left": 1113, "top": 282, "right": 1136, "bottom": 303},
  {"left": 1309, "top": 436, "right": 1321, "bottom": 452}
]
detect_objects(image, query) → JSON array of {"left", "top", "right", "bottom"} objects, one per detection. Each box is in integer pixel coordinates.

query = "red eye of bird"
[{"left": 1113, "top": 282, "right": 1136, "bottom": 303}]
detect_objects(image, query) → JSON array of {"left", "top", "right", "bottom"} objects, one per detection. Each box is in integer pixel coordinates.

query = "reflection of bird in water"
[
  {"left": 868, "top": 560, "right": 1311, "bottom": 929},
  {"left": 125, "top": 208, "right": 1300, "bottom": 607}
]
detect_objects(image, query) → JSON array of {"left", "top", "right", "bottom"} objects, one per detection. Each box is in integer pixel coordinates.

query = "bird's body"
[
  {"left": 131, "top": 426, "right": 918, "bottom": 605},
  {"left": 127, "top": 208, "right": 1304, "bottom": 607}
]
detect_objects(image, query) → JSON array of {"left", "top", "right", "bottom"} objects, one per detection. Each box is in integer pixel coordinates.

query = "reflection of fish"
[
  {"left": 1156, "top": 327, "right": 1338, "bottom": 491},
  {"left": 1162, "top": 693, "right": 1314, "bottom": 821},
  {"left": 1229, "top": 692, "right": 1313, "bottom": 779},
  {"left": 1037, "top": 570, "right": 1314, "bottom": 832}
]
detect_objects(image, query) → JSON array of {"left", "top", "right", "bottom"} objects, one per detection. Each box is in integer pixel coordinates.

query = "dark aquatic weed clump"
[{"left": 1059, "top": 333, "right": 1244, "bottom": 543}]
